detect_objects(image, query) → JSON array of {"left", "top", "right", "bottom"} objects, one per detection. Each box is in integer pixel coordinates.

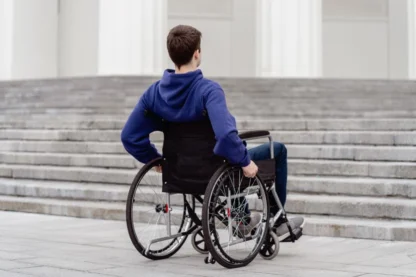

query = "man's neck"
[{"left": 175, "top": 64, "right": 197, "bottom": 74}]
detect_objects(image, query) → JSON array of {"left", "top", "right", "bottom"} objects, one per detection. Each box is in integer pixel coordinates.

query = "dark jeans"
[
  {"left": 249, "top": 142, "right": 287, "bottom": 211},
  {"left": 233, "top": 142, "right": 288, "bottom": 216}
]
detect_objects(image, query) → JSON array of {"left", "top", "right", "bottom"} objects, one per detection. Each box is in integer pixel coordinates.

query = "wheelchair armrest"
[{"left": 239, "top": 130, "right": 270, "bottom": 140}]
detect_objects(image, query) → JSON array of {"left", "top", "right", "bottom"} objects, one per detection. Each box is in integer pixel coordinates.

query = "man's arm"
[
  {"left": 204, "top": 86, "right": 251, "bottom": 167},
  {"left": 121, "top": 92, "right": 162, "bottom": 164}
]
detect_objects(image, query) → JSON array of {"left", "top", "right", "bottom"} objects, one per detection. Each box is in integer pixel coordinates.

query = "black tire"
[
  {"left": 259, "top": 231, "right": 280, "bottom": 260},
  {"left": 191, "top": 227, "right": 209, "bottom": 254},
  {"left": 126, "top": 157, "right": 194, "bottom": 260},
  {"left": 201, "top": 164, "right": 270, "bottom": 268}
]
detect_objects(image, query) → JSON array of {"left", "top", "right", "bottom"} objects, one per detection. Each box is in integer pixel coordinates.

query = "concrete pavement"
[{"left": 0, "top": 212, "right": 416, "bottom": 276}]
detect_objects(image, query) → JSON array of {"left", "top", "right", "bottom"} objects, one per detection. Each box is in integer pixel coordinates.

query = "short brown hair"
[{"left": 167, "top": 25, "right": 201, "bottom": 68}]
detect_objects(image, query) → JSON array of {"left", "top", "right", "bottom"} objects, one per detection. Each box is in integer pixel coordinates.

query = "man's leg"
[
  {"left": 247, "top": 142, "right": 287, "bottom": 214},
  {"left": 248, "top": 142, "right": 304, "bottom": 241}
]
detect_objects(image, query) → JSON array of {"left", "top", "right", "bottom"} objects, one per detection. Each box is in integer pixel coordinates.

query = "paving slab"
[
  {"left": 16, "top": 257, "right": 115, "bottom": 272},
  {"left": 14, "top": 266, "right": 118, "bottom": 277},
  {"left": 398, "top": 262, "right": 416, "bottom": 270},
  {"left": 0, "top": 270, "right": 35, "bottom": 277},
  {"left": 0, "top": 259, "right": 38, "bottom": 270},
  {"left": 1, "top": 212, "right": 416, "bottom": 277},
  {"left": 356, "top": 252, "right": 416, "bottom": 267}
]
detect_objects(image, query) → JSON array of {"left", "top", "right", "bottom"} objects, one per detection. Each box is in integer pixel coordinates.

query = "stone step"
[
  {"left": 1, "top": 152, "right": 415, "bottom": 179},
  {"left": 4, "top": 88, "right": 414, "bottom": 96},
  {"left": 290, "top": 159, "right": 416, "bottom": 179},
  {"left": 0, "top": 108, "right": 126, "bottom": 116},
  {"left": 1, "top": 173, "right": 415, "bottom": 204},
  {"left": 231, "top": 110, "right": 416, "bottom": 119},
  {"left": 287, "top": 145, "right": 416, "bottom": 162},
  {"left": 288, "top": 176, "right": 416, "bottom": 198},
  {"left": 0, "top": 179, "right": 193, "bottom": 207},
  {"left": 229, "top": 108, "right": 416, "bottom": 117},
  {"left": 3, "top": 98, "right": 414, "bottom": 110},
  {"left": 0, "top": 178, "right": 129, "bottom": 201},
  {"left": 0, "top": 76, "right": 158, "bottom": 90},
  {"left": 0, "top": 114, "right": 129, "bottom": 124},
  {"left": 1, "top": 129, "right": 415, "bottom": 146},
  {"left": 2, "top": 98, "right": 416, "bottom": 107},
  {"left": 279, "top": 131, "right": 416, "bottom": 146},
  {"left": 2, "top": 112, "right": 416, "bottom": 123},
  {"left": 0, "top": 129, "right": 123, "bottom": 142},
  {"left": 0, "top": 164, "right": 136, "bottom": 185},
  {"left": 2, "top": 140, "right": 416, "bottom": 162},
  {"left": 301, "top": 215, "right": 416, "bottom": 241},
  {"left": 2, "top": 106, "right": 414, "bottom": 117},
  {"left": 3, "top": 84, "right": 415, "bottom": 96},
  {"left": 0, "top": 119, "right": 126, "bottom": 130},
  {"left": 3, "top": 81, "right": 416, "bottom": 97},
  {"left": 4, "top": 91, "right": 416, "bottom": 97},
  {"left": 1, "top": 105, "right": 415, "bottom": 113},
  {"left": 3, "top": 88, "right": 415, "bottom": 97},
  {"left": 286, "top": 193, "right": 416, "bottom": 220},
  {"left": 3, "top": 98, "right": 416, "bottom": 108},
  {"left": 0, "top": 161, "right": 415, "bottom": 198},
  {"left": 0, "top": 152, "right": 140, "bottom": 169},
  {"left": 2, "top": 109, "right": 416, "bottom": 119},
  {"left": 4, "top": 81, "right": 416, "bottom": 93},
  {"left": 0, "top": 141, "right": 125, "bottom": 154},
  {"left": 3, "top": 81, "right": 415, "bottom": 93},
  {"left": 0, "top": 194, "right": 127, "bottom": 221},
  {"left": 2, "top": 107, "right": 416, "bottom": 117},
  {"left": 300, "top": 119, "right": 416, "bottom": 131},
  {"left": 2, "top": 118, "right": 416, "bottom": 131},
  {"left": 228, "top": 100, "right": 416, "bottom": 106},
  {"left": 0, "top": 194, "right": 415, "bottom": 241}
]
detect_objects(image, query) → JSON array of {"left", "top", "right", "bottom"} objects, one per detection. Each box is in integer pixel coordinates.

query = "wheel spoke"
[
  {"left": 203, "top": 166, "right": 269, "bottom": 267},
  {"left": 126, "top": 159, "right": 193, "bottom": 259}
]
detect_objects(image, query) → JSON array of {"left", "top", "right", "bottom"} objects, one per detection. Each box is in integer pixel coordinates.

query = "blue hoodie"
[{"left": 121, "top": 69, "right": 251, "bottom": 167}]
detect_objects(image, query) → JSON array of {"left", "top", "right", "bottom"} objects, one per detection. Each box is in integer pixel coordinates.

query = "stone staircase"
[{"left": 1, "top": 76, "right": 416, "bottom": 241}]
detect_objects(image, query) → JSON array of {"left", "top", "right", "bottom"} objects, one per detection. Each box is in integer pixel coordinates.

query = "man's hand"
[{"left": 242, "top": 160, "right": 258, "bottom": 178}]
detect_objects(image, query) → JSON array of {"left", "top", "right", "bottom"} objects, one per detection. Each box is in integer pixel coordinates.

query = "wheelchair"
[{"left": 125, "top": 112, "right": 299, "bottom": 269}]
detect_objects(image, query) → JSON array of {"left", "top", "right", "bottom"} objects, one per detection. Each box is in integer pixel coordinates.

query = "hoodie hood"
[{"left": 158, "top": 69, "right": 203, "bottom": 108}]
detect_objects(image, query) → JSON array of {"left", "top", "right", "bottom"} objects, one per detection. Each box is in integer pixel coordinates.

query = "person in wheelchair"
[{"left": 121, "top": 25, "right": 304, "bottom": 245}]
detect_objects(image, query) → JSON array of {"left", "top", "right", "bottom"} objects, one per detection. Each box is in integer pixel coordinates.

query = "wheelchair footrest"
[{"left": 282, "top": 228, "right": 303, "bottom": 243}]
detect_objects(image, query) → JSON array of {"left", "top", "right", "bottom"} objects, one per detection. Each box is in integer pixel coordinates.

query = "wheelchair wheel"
[
  {"left": 126, "top": 158, "right": 195, "bottom": 260},
  {"left": 202, "top": 165, "right": 270, "bottom": 268},
  {"left": 191, "top": 227, "right": 209, "bottom": 254},
  {"left": 259, "top": 231, "right": 279, "bottom": 260}
]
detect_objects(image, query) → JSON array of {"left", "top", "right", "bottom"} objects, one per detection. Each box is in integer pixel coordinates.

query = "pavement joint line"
[
  {"left": 0, "top": 269, "right": 37, "bottom": 277},
  {"left": 0, "top": 232, "right": 130, "bottom": 251}
]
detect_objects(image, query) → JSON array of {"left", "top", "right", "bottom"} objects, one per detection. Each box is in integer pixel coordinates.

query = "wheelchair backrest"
[{"left": 161, "top": 112, "right": 226, "bottom": 195}]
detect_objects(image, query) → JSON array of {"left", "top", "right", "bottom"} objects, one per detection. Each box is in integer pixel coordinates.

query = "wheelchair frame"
[{"left": 126, "top": 130, "right": 298, "bottom": 268}]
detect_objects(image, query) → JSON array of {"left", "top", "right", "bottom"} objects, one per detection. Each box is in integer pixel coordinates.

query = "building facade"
[{"left": 0, "top": 0, "right": 415, "bottom": 80}]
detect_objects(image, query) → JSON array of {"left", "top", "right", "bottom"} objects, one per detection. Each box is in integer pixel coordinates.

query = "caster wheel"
[
  {"left": 259, "top": 231, "right": 280, "bottom": 260},
  {"left": 192, "top": 227, "right": 209, "bottom": 254},
  {"left": 204, "top": 256, "right": 216, "bottom": 264}
]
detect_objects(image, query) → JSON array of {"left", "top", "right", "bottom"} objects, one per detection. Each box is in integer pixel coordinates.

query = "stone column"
[
  {"left": 409, "top": 0, "right": 416, "bottom": 79},
  {"left": 256, "top": 0, "right": 322, "bottom": 77},
  {"left": 0, "top": 0, "right": 58, "bottom": 80},
  {"left": 97, "top": 0, "right": 168, "bottom": 76},
  {"left": 0, "top": 0, "right": 13, "bottom": 80}
]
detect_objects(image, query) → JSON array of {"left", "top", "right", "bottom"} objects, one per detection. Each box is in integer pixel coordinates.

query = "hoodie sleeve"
[
  {"left": 204, "top": 86, "right": 251, "bottom": 167},
  {"left": 121, "top": 89, "right": 163, "bottom": 164}
]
